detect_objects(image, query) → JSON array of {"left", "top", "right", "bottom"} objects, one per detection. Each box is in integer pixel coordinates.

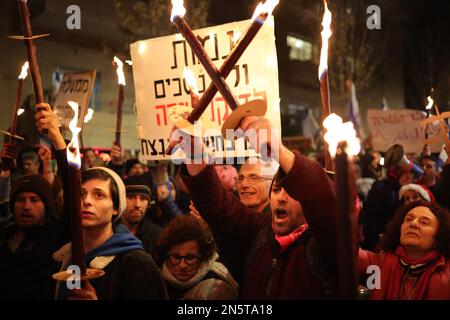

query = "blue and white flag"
[
  {"left": 52, "top": 68, "right": 62, "bottom": 93},
  {"left": 302, "top": 108, "right": 321, "bottom": 148},
  {"left": 348, "top": 82, "right": 362, "bottom": 137}
]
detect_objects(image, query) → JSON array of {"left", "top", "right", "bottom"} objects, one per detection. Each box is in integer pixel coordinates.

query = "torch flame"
[
  {"left": 425, "top": 96, "right": 433, "bottom": 110},
  {"left": 17, "top": 108, "right": 25, "bottom": 116},
  {"left": 83, "top": 108, "right": 94, "bottom": 123},
  {"left": 113, "top": 56, "right": 126, "bottom": 86},
  {"left": 323, "top": 113, "right": 360, "bottom": 157},
  {"left": 183, "top": 67, "right": 199, "bottom": 95},
  {"left": 318, "top": 0, "right": 332, "bottom": 80},
  {"left": 170, "top": 0, "right": 186, "bottom": 22},
  {"left": 251, "top": 0, "right": 279, "bottom": 21},
  {"left": 18, "top": 61, "right": 29, "bottom": 80},
  {"left": 67, "top": 101, "right": 82, "bottom": 168}
]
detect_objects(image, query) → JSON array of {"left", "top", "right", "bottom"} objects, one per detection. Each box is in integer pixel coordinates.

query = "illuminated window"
[{"left": 287, "top": 35, "right": 313, "bottom": 61}]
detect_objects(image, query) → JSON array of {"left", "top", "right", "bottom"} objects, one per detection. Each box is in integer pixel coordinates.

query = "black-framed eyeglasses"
[
  {"left": 233, "top": 174, "right": 271, "bottom": 185},
  {"left": 166, "top": 253, "right": 202, "bottom": 266}
]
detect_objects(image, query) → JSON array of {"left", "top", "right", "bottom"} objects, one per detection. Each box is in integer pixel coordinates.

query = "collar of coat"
[
  {"left": 53, "top": 243, "right": 116, "bottom": 270},
  {"left": 161, "top": 251, "right": 238, "bottom": 294},
  {"left": 268, "top": 225, "right": 311, "bottom": 255}
]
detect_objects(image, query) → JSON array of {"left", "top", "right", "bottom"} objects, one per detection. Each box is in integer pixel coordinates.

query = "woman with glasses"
[{"left": 156, "top": 215, "right": 238, "bottom": 300}]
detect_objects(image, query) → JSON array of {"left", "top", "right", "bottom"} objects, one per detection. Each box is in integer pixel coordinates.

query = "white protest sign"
[
  {"left": 53, "top": 71, "right": 96, "bottom": 130},
  {"left": 367, "top": 109, "right": 443, "bottom": 153},
  {"left": 130, "top": 17, "right": 280, "bottom": 161}
]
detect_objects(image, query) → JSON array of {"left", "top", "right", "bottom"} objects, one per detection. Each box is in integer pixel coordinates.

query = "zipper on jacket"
[
  {"left": 272, "top": 258, "right": 278, "bottom": 267},
  {"left": 265, "top": 258, "right": 278, "bottom": 296}
]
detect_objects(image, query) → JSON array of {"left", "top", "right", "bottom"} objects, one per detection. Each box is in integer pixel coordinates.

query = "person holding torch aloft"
[
  {"left": 34, "top": 103, "right": 167, "bottom": 300},
  {"left": 175, "top": 116, "right": 340, "bottom": 299}
]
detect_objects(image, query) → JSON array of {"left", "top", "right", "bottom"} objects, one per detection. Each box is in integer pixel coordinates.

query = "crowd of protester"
[{"left": 0, "top": 102, "right": 449, "bottom": 300}]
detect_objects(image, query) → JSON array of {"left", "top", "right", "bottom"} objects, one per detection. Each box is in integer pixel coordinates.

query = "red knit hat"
[{"left": 398, "top": 183, "right": 435, "bottom": 203}]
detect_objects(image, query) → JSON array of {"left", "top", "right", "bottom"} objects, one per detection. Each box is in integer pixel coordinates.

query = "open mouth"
[
  {"left": 240, "top": 191, "right": 255, "bottom": 197},
  {"left": 274, "top": 208, "right": 288, "bottom": 220}
]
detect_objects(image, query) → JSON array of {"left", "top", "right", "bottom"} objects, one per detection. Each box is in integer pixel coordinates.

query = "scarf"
[
  {"left": 54, "top": 224, "right": 144, "bottom": 300},
  {"left": 83, "top": 224, "right": 143, "bottom": 265},
  {"left": 384, "top": 246, "right": 442, "bottom": 300},
  {"left": 274, "top": 223, "right": 309, "bottom": 253},
  {"left": 162, "top": 252, "right": 238, "bottom": 296}
]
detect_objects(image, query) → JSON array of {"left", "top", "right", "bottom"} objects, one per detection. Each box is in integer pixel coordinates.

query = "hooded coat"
[
  {"left": 54, "top": 225, "right": 167, "bottom": 300},
  {"left": 162, "top": 252, "right": 238, "bottom": 300}
]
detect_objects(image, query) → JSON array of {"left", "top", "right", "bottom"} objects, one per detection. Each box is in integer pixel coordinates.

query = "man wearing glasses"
[
  {"left": 213, "top": 160, "right": 276, "bottom": 282},
  {"left": 234, "top": 159, "right": 276, "bottom": 214},
  {"left": 179, "top": 116, "right": 339, "bottom": 299}
]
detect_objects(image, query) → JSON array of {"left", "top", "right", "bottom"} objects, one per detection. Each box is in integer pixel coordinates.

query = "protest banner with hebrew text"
[
  {"left": 367, "top": 109, "right": 443, "bottom": 153},
  {"left": 53, "top": 71, "right": 96, "bottom": 131},
  {"left": 130, "top": 18, "right": 280, "bottom": 161}
]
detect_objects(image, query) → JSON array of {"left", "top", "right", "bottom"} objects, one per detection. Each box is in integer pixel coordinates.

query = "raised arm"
[
  {"left": 238, "top": 116, "right": 339, "bottom": 280},
  {"left": 35, "top": 103, "right": 71, "bottom": 244},
  {"left": 107, "top": 143, "right": 125, "bottom": 178},
  {"left": 0, "top": 143, "right": 17, "bottom": 205},
  {"left": 35, "top": 103, "right": 66, "bottom": 151},
  {"left": 38, "top": 144, "right": 55, "bottom": 186},
  {"left": 182, "top": 164, "right": 266, "bottom": 256},
  {"left": 281, "top": 151, "right": 339, "bottom": 275}
]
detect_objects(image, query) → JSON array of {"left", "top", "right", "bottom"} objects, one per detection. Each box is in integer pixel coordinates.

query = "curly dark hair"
[
  {"left": 156, "top": 215, "right": 217, "bottom": 264},
  {"left": 380, "top": 201, "right": 450, "bottom": 257}
]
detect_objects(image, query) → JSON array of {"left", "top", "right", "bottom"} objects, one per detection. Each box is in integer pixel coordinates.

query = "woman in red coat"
[{"left": 359, "top": 201, "right": 450, "bottom": 299}]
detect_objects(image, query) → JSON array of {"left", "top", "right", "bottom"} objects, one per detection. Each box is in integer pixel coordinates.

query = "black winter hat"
[
  {"left": 125, "top": 159, "right": 141, "bottom": 176},
  {"left": 10, "top": 174, "right": 56, "bottom": 218},
  {"left": 124, "top": 175, "right": 152, "bottom": 202}
]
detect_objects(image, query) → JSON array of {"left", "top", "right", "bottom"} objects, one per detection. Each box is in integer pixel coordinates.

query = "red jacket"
[
  {"left": 183, "top": 151, "right": 340, "bottom": 299},
  {"left": 359, "top": 249, "right": 450, "bottom": 299}
]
